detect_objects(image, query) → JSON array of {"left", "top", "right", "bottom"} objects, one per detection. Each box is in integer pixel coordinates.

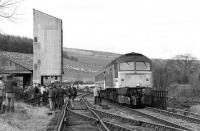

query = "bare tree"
[
  {"left": 153, "top": 60, "right": 173, "bottom": 90},
  {"left": 0, "top": 0, "right": 19, "bottom": 20},
  {"left": 174, "top": 54, "right": 197, "bottom": 84}
]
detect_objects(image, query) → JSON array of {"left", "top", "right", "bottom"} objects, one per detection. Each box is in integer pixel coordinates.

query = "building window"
[
  {"left": 34, "top": 37, "right": 37, "bottom": 42},
  {"left": 114, "top": 63, "right": 118, "bottom": 78}
]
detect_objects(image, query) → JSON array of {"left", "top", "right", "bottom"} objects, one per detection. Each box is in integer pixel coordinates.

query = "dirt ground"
[{"left": 0, "top": 102, "right": 53, "bottom": 131}]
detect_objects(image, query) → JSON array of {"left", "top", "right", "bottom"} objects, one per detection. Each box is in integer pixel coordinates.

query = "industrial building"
[
  {"left": 0, "top": 10, "right": 63, "bottom": 87},
  {"left": 0, "top": 51, "right": 33, "bottom": 88},
  {"left": 33, "top": 9, "right": 63, "bottom": 85}
]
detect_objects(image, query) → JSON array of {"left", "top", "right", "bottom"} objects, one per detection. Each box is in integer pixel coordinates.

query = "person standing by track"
[
  {"left": 72, "top": 84, "right": 77, "bottom": 102},
  {"left": 93, "top": 86, "right": 99, "bottom": 105},
  {"left": 0, "top": 75, "right": 4, "bottom": 112},
  {"left": 34, "top": 84, "right": 41, "bottom": 106},
  {"left": 5, "top": 74, "right": 17, "bottom": 112},
  {"left": 97, "top": 87, "right": 102, "bottom": 105},
  {"left": 40, "top": 85, "right": 46, "bottom": 106},
  {"left": 52, "top": 84, "right": 58, "bottom": 109},
  {"left": 68, "top": 84, "right": 77, "bottom": 109},
  {"left": 56, "top": 84, "right": 65, "bottom": 109},
  {"left": 48, "top": 83, "right": 55, "bottom": 110}
]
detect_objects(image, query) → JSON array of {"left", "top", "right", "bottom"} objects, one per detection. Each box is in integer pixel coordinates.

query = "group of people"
[
  {"left": 0, "top": 73, "right": 79, "bottom": 113},
  {"left": 33, "top": 82, "right": 78, "bottom": 110},
  {"left": 0, "top": 74, "right": 17, "bottom": 113},
  {"left": 93, "top": 86, "right": 101, "bottom": 105}
]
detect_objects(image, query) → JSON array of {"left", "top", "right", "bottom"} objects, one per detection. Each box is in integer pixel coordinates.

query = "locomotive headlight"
[{"left": 136, "top": 83, "right": 140, "bottom": 87}]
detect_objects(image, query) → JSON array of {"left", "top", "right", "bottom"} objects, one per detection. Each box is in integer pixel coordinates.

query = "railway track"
[
  {"left": 145, "top": 107, "right": 200, "bottom": 124},
  {"left": 67, "top": 94, "right": 109, "bottom": 131},
  {"left": 56, "top": 94, "right": 133, "bottom": 131},
  {"left": 81, "top": 95, "right": 153, "bottom": 131},
  {"left": 87, "top": 94, "right": 200, "bottom": 131},
  {"left": 86, "top": 92, "right": 200, "bottom": 131},
  {"left": 56, "top": 92, "right": 200, "bottom": 131},
  {"left": 83, "top": 96, "right": 186, "bottom": 131},
  {"left": 167, "top": 107, "right": 200, "bottom": 120},
  {"left": 137, "top": 107, "right": 200, "bottom": 131},
  {"left": 55, "top": 94, "right": 103, "bottom": 131}
]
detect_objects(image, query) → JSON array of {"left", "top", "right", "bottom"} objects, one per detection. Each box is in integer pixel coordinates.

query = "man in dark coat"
[
  {"left": 56, "top": 84, "right": 65, "bottom": 109},
  {"left": 0, "top": 75, "right": 4, "bottom": 112},
  {"left": 48, "top": 84, "right": 55, "bottom": 110},
  {"left": 5, "top": 74, "right": 17, "bottom": 112},
  {"left": 52, "top": 84, "right": 58, "bottom": 109},
  {"left": 68, "top": 84, "right": 77, "bottom": 109},
  {"left": 72, "top": 85, "right": 77, "bottom": 102}
]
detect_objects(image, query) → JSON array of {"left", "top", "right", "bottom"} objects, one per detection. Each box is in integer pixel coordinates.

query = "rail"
[
  {"left": 80, "top": 94, "right": 110, "bottom": 131},
  {"left": 83, "top": 95, "right": 186, "bottom": 131},
  {"left": 55, "top": 101, "right": 69, "bottom": 131},
  {"left": 167, "top": 107, "right": 200, "bottom": 119},
  {"left": 146, "top": 106, "right": 200, "bottom": 124}
]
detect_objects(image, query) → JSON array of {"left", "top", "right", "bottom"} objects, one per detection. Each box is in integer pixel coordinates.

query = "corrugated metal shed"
[{"left": 0, "top": 51, "right": 33, "bottom": 71}]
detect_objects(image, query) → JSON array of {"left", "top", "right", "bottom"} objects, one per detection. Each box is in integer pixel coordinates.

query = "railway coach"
[{"left": 95, "top": 52, "right": 153, "bottom": 107}]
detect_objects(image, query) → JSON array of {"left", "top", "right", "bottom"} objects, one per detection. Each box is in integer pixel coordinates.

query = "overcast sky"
[{"left": 0, "top": 0, "right": 200, "bottom": 59}]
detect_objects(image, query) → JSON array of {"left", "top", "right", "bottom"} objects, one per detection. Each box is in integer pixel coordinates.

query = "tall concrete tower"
[{"left": 33, "top": 9, "right": 63, "bottom": 85}]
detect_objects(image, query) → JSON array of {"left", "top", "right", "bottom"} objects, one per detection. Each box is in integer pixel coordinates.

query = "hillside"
[
  {"left": 0, "top": 33, "right": 120, "bottom": 81},
  {"left": 63, "top": 47, "right": 120, "bottom": 67},
  {"left": 62, "top": 48, "right": 120, "bottom": 81},
  {"left": 0, "top": 48, "right": 120, "bottom": 82}
]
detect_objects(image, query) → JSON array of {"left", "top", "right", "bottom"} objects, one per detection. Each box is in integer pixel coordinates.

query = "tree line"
[
  {"left": 0, "top": 33, "right": 79, "bottom": 61},
  {"left": 0, "top": 33, "right": 33, "bottom": 54},
  {"left": 153, "top": 54, "right": 200, "bottom": 94}
]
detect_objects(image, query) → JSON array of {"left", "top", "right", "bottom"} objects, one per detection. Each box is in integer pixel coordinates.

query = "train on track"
[{"left": 95, "top": 52, "right": 153, "bottom": 107}]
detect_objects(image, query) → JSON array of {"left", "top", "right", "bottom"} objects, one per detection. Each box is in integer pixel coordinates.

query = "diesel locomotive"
[{"left": 95, "top": 52, "right": 153, "bottom": 106}]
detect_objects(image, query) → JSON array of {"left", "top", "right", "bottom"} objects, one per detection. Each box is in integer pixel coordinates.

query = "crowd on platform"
[
  {"left": 32, "top": 82, "right": 78, "bottom": 110},
  {"left": 0, "top": 74, "right": 78, "bottom": 113},
  {"left": 26, "top": 81, "right": 78, "bottom": 110}
]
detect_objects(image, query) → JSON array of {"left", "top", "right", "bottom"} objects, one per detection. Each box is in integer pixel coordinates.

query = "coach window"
[
  {"left": 136, "top": 62, "right": 150, "bottom": 70},
  {"left": 114, "top": 63, "right": 118, "bottom": 78},
  {"left": 120, "top": 62, "right": 134, "bottom": 71}
]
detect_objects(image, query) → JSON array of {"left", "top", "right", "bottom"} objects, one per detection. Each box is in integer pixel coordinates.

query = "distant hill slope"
[
  {"left": 63, "top": 47, "right": 120, "bottom": 81},
  {"left": 63, "top": 47, "right": 120, "bottom": 67},
  {"left": 0, "top": 48, "right": 120, "bottom": 81}
]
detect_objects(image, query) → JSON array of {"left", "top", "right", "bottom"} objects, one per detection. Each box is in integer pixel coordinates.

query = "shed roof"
[{"left": 0, "top": 51, "right": 33, "bottom": 71}]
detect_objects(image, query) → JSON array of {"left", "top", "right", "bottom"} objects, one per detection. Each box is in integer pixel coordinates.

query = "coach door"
[{"left": 113, "top": 63, "right": 119, "bottom": 88}]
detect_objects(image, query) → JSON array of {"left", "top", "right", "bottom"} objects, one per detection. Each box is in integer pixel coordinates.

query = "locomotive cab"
[{"left": 95, "top": 52, "right": 153, "bottom": 107}]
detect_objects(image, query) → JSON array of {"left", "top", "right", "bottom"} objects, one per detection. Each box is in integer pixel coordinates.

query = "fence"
[{"left": 145, "top": 90, "right": 168, "bottom": 109}]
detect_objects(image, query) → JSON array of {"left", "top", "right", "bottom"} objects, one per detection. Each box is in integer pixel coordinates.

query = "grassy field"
[
  {"left": 0, "top": 102, "right": 53, "bottom": 131},
  {"left": 168, "top": 84, "right": 200, "bottom": 109}
]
